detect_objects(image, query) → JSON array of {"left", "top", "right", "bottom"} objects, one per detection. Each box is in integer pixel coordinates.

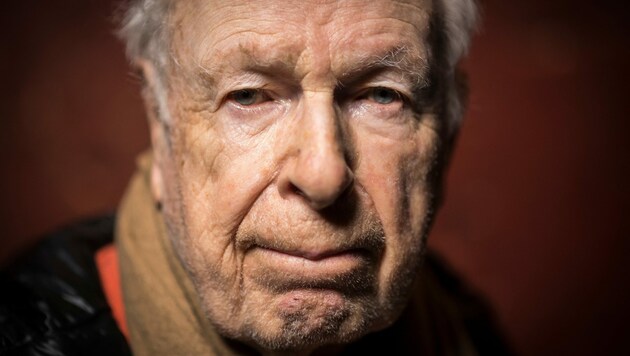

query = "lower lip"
[{"left": 245, "top": 247, "right": 371, "bottom": 287}]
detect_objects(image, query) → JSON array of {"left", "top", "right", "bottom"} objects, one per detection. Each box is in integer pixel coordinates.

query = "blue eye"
[
  {"left": 368, "top": 87, "right": 400, "bottom": 104},
  {"left": 230, "top": 89, "right": 262, "bottom": 106}
]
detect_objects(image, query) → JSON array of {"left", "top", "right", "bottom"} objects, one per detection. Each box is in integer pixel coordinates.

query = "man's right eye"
[{"left": 228, "top": 89, "right": 267, "bottom": 106}]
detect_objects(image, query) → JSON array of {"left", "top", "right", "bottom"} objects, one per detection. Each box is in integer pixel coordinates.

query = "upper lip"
[{"left": 237, "top": 229, "right": 385, "bottom": 262}]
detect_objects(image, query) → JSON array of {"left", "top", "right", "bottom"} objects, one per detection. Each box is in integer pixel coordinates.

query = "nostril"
[{"left": 288, "top": 182, "right": 305, "bottom": 198}]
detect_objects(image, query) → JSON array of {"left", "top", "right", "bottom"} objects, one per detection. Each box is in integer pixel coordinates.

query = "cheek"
[
  {"left": 165, "top": 110, "right": 281, "bottom": 275},
  {"left": 171, "top": 116, "right": 228, "bottom": 234},
  {"left": 356, "top": 130, "right": 437, "bottom": 239},
  {"left": 354, "top": 126, "right": 439, "bottom": 298}
]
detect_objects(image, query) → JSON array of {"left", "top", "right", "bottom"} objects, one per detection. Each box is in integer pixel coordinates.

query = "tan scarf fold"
[{"left": 116, "top": 152, "right": 236, "bottom": 356}]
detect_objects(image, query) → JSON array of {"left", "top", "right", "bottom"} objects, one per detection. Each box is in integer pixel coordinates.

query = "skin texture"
[{"left": 145, "top": 0, "right": 446, "bottom": 353}]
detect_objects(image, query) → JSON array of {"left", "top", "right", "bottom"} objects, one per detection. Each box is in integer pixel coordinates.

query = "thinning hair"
[{"left": 117, "top": 0, "right": 478, "bottom": 135}]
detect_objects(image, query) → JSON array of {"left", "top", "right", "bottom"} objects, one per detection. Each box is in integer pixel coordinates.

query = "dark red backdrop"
[{"left": 1, "top": 1, "right": 628, "bottom": 355}]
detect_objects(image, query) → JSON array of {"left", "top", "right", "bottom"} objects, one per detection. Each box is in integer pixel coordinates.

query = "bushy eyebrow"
[
  {"left": 192, "top": 43, "right": 300, "bottom": 89},
  {"left": 337, "top": 45, "right": 430, "bottom": 90}
]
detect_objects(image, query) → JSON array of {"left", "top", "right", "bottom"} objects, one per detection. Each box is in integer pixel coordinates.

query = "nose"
[{"left": 279, "top": 92, "right": 354, "bottom": 210}]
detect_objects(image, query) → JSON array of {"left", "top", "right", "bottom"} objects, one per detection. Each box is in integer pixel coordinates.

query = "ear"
[{"left": 135, "top": 58, "right": 170, "bottom": 205}]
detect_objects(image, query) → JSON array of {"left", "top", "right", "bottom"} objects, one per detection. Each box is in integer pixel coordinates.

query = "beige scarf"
[
  {"left": 116, "top": 153, "right": 236, "bottom": 356},
  {"left": 115, "top": 153, "right": 485, "bottom": 356}
]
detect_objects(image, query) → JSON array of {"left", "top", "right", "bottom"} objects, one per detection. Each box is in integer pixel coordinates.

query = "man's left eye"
[
  {"left": 366, "top": 87, "right": 401, "bottom": 105},
  {"left": 228, "top": 89, "right": 268, "bottom": 106}
]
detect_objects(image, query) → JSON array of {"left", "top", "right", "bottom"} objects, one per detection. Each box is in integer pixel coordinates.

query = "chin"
[{"left": 202, "top": 285, "right": 409, "bottom": 354}]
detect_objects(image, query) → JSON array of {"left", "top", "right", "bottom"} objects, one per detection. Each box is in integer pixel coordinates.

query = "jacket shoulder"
[{"left": 0, "top": 216, "right": 131, "bottom": 356}]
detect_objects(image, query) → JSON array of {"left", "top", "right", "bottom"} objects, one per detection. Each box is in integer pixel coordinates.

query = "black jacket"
[{"left": 0, "top": 216, "right": 131, "bottom": 356}]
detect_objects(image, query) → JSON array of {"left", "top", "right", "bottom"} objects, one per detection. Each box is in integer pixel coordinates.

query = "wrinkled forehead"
[{"left": 169, "top": 0, "right": 433, "bottom": 78}]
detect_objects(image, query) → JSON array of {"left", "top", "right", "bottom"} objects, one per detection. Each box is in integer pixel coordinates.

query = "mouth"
[
  {"left": 261, "top": 245, "right": 368, "bottom": 260},
  {"left": 245, "top": 245, "right": 377, "bottom": 293}
]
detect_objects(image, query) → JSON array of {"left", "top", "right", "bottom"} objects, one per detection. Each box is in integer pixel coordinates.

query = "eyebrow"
[
  {"left": 193, "top": 43, "right": 300, "bottom": 87},
  {"left": 337, "top": 45, "right": 431, "bottom": 90},
  {"left": 194, "top": 43, "right": 430, "bottom": 92}
]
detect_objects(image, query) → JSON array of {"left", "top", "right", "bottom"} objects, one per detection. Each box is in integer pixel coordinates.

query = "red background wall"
[{"left": 1, "top": 1, "right": 628, "bottom": 354}]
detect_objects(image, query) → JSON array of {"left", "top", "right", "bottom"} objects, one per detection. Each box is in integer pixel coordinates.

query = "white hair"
[
  {"left": 118, "top": 0, "right": 478, "bottom": 134},
  {"left": 438, "top": 0, "right": 478, "bottom": 137}
]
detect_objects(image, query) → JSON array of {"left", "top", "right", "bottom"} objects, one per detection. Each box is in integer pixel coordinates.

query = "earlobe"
[
  {"left": 151, "top": 162, "right": 164, "bottom": 209},
  {"left": 147, "top": 99, "right": 169, "bottom": 210}
]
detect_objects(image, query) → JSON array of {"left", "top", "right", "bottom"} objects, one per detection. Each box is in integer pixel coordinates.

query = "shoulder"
[{"left": 0, "top": 216, "right": 131, "bottom": 356}]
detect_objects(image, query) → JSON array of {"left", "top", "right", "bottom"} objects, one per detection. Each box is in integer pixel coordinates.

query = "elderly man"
[{"left": 1, "top": 0, "right": 510, "bottom": 355}]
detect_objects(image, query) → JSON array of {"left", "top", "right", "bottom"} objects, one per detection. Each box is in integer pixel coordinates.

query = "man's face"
[{"left": 150, "top": 0, "right": 443, "bottom": 352}]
